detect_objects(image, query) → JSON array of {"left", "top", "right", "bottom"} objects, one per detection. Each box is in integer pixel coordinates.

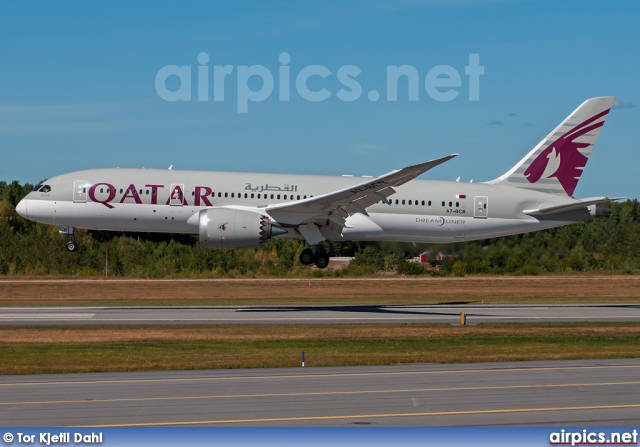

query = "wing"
[{"left": 265, "top": 154, "right": 457, "bottom": 241}]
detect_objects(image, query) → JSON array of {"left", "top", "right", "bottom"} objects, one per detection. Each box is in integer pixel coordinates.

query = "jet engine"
[{"left": 198, "top": 208, "right": 288, "bottom": 249}]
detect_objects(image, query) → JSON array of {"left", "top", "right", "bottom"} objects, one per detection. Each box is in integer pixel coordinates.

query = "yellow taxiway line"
[
  {"left": 90, "top": 403, "right": 640, "bottom": 427},
  {"left": 2, "top": 380, "right": 640, "bottom": 407}
]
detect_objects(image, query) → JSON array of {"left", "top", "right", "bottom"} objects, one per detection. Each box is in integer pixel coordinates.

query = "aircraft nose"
[{"left": 16, "top": 199, "right": 28, "bottom": 218}]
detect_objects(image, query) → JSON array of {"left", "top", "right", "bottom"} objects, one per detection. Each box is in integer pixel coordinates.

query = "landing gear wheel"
[
  {"left": 66, "top": 241, "right": 78, "bottom": 252},
  {"left": 314, "top": 252, "right": 330, "bottom": 269},
  {"left": 299, "top": 248, "right": 314, "bottom": 265}
]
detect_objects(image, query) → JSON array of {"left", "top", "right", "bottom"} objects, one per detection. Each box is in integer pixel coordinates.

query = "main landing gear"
[
  {"left": 299, "top": 247, "right": 330, "bottom": 269},
  {"left": 60, "top": 226, "right": 78, "bottom": 252}
]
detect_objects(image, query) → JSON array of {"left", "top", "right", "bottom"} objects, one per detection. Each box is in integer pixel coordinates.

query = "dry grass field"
[{"left": 0, "top": 275, "right": 639, "bottom": 306}]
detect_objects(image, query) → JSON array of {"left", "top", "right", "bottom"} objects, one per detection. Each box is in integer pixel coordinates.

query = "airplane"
[{"left": 16, "top": 96, "right": 618, "bottom": 269}]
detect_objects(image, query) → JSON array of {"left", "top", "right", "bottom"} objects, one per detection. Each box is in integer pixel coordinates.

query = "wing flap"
[{"left": 267, "top": 154, "right": 457, "bottom": 226}]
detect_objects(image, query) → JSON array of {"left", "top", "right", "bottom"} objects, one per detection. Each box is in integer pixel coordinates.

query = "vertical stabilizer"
[{"left": 488, "top": 96, "right": 614, "bottom": 196}]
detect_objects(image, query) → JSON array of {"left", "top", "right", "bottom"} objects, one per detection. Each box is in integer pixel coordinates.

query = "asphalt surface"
[
  {"left": 1, "top": 304, "right": 640, "bottom": 325},
  {"left": 1, "top": 359, "right": 639, "bottom": 426}
]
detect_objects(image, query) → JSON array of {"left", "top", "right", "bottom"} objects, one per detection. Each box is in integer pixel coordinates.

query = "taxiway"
[{"left": 1, "top": 359, "right": 638, "bottom": 426}]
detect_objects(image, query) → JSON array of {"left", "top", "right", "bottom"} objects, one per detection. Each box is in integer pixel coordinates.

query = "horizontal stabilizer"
[{"left": 523, "top": 197, "right": 622, "bottom": 216}]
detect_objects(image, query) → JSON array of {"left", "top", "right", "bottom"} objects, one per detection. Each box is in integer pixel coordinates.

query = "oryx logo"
[
  {"left": 219, "top": 222, "right": 229, "bottom": 231},
  {"left": 524, "top": 109, "right": 609, "bottom": 196}
]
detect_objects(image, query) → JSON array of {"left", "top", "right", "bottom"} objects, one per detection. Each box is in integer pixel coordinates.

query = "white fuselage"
[{"left": 17, "top": 168, "right": 595, "bottom": 244}]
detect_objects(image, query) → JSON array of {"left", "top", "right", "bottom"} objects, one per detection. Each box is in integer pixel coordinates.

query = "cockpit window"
[
  {"left": 32, "top": 184, "right": 43, "bottom": 192},
  {"left": 40, "top": 185, "right": 51, "bottom": 193}
]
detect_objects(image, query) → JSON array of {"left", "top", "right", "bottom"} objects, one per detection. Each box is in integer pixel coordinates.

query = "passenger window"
[
  {"left": 251, "top": 193, "right": 254, "bottom": 198},
  {"left": 297, "top": 195, "right": 300, "bottom": 200},
  {"left": 428, "top": 201, "right": 431, "bottom": 206},
  {"left": 231, "top": 193, "right": 235, "bottom": 198},
  {"left": 224, "top": 192, "right": 228, "bottom": 198},
  {"left": 277, "top": 194, "right": 281, "bottom": 200},
  {"left": 456, "top": 202, "right": 459, "bottom": 207},
  {"left": 449, "top": 201, "right": 452, "bottom": 207},
  {"left": 442, "top": 201, "right": 445, "bottom": 206},
  {"left": 244, "top": 193, "right": 248, "bottom": 198},
  {"left": 270, "top": 194, "right": 274, "bottom": 199},
  {"left": 408, "top": 200, "right": 412, "bottom": 205}
]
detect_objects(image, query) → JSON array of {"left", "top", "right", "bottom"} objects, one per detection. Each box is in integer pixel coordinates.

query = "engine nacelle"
[{"left": 198, "top": 207, "right": 288, "bottom": 249}]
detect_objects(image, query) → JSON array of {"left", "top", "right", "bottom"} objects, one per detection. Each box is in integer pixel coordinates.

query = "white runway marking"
[{"left": 0, "top": 313, "right": 95, "bottom": 320}]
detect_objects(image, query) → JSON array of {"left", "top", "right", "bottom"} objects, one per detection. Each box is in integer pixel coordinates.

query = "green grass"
[{"left": 2, "top": 323, "right": 640, "bottom": 374}]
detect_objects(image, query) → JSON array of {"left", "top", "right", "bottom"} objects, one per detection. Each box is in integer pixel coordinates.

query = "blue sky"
[{"left": 0, "top": 0, "right": 638, "bottom": 198}]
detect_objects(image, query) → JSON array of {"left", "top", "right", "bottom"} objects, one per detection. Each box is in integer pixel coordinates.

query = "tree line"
[{"left": 1, "top": 180, "right": 639, "bottom": 276}]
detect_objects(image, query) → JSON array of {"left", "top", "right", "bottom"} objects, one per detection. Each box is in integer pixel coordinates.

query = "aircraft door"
[
  {"left": 474, "top": 196, "right": 488, "bottom": 218},
  {"left": 169, "top": 183, "right": 185, "bottom": 206},
  {"left": 73, "top": 180, "right": 88, "bottom": 203}
]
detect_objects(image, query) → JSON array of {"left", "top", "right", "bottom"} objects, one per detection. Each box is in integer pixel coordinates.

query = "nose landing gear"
[
  {"left": 60, "top": 226, "right": 78, "bottom": 252},
  {"left": 66, "top": 239, "right": 78, "bottom": 252}
]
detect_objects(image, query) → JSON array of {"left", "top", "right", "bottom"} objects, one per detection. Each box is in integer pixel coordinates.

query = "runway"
[
  {"left": 1, "top": 359, "right": 639, "bottom": 426},
  {"left": 1, "top": 304, "right": 640, "bottom": 325}
]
